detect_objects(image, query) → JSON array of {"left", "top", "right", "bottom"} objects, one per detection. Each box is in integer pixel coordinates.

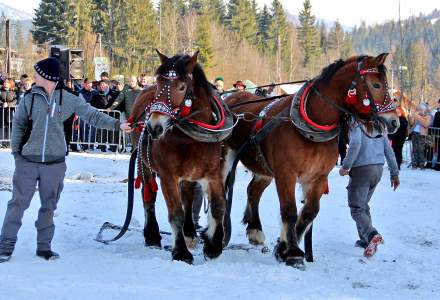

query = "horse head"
[
  {"left": 339, "top": 53, "right": 399, "bottom": 135},
  {"left": 147, "top": 50, "right": 205, "bottom": 140}
]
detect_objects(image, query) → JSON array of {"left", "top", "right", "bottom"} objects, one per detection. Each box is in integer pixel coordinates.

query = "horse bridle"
[
  {"left": 344, "top": 57, "right": 396, "bottom": 116},
  {"left": 147, "top": 69, "right": 195, "bottom": 122}
]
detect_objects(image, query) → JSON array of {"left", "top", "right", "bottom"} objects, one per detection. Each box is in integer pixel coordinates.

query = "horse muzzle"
[
  {"left": 377, "top": 113, "right": 400, "bottom": 134},
  {"left": 146, "top": 114, "right": 170, "bottom": 139}
]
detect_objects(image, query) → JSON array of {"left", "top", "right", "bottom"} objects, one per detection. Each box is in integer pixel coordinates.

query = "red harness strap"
[{"left": 299, "top": 82, "right": 338, "bottom": 131}]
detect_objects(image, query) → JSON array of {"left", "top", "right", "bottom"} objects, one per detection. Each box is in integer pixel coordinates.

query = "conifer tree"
[
  {"left": 257, "top": 4, "right": 272, "bottom": 54},
  {"left": 328, "top": 20, "right": 344, "bottom": 56},
  {"left": 32, "top": 0, "right": 76, "bottom": 45},
  {"left": 196, "top": 3, "right": 214, "bottom": 69},
  {"left": 228, "top": 0, "right": 258, "bottom": 44},
  {"left": 297, "top": 0, "right": 320, "bottom": 66},
  {"left": 207, "top": 0, "right": 227, "bottom": 24}
]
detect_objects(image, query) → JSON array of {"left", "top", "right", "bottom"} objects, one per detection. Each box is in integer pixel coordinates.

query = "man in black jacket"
[{"left": 90, "top": 79, "right": 119, "bottom": 109}]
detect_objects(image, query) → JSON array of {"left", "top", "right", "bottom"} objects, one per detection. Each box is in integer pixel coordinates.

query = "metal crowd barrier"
[
  {"left": 0, "top": 107, "right": 15, "bottom": 147},
  {"left": 0, "top": 107, "right": 129, "bottom": 153},
  {"left": 70, "top": 109, "right": 129, "bottom": 153},
  {"left": 403, "top": 127, "right": 440, "bottom": 168}
]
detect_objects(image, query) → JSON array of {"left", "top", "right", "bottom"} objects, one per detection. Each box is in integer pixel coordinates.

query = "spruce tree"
[
  {"left": 207, "top": 0, "right": 227, "bottom": 24},
  {"left": 32, "top": 0, "right": 76, "bottom": 45},
  {"left": 297, "top": 0, "right": 319, "bottom": 66},
  {"left": 269, "top": 0, "right": 289, "bottom": 80},
  {"left": 196, "top": 3, "right": 214, "bottom": 69},
  {"left": 257, "top": 4, "right": 272, "bottom": 54},
  {"left": 229, "top": 0, "right": 258, "bottom": 44},
  {"left": 328, "top": 20, "right": 344, "bottom": 56}
]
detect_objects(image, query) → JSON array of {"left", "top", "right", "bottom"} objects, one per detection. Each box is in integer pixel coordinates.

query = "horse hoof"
[
  {"left": 185, "top": 236, "right": 198, "bottom": 249},
  {"left": 285, "top": 256, "right": 306, "bottom": 270},
  {"left": 305, "top": 254, "right": 314, "bottom": 263},
  {"left": 172, "top": 249, "right": 194, "bottom": 264},
  {"left": 247, "top": 229, "right": 265, "bottom": 246},
  {"left": 202, "top": 229, "right": 223, "bottom": 260},
  {"left": 144, "top": 235, "right": 162, "bottom": 248},
  {"left": 273, "top": 240, "right": 287, "bottom": 262}
]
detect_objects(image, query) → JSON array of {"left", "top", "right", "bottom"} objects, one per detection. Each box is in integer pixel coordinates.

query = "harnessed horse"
[
  {"left": 130, "top": 50, "right": 234, "bottom": 264},
  {"left": 224, "top": 53, "right": 399, "bottom": 268}
]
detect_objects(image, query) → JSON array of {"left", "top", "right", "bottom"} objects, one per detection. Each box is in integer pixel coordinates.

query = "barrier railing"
[
  {"left": 403, "top": 127, "right": 440, "bottom": 168},
  {"left": 0, "top": 107, "right": 15, "bottom": 147},
  {"left": 70, "top": 109, "right": 128, "bottom": 153},
  {"left": 0, "top": 107, "right": 129, "bottom": 153}
]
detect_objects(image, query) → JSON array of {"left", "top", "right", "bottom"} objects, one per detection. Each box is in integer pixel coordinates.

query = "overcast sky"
[{"left": 1, "top": 0, "right": 439, "bottom": 27}]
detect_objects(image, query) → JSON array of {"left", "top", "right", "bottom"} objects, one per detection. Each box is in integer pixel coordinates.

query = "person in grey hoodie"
[
  {"left": 339, "top": 120, "right": 400, "bottom": 258},
  {"left": 0, "top": 57, "right": 132, "bottom": 262}
]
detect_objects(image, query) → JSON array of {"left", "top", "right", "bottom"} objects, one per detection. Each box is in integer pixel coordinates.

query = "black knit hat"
[{"left": 34, "top": 57, "right": 61, "bottom": 82}]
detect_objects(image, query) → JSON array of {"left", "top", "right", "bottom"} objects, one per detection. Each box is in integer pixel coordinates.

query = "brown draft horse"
[
  {"left": 224, "top": 53, "right": 400, "bottom": 268},
  {"left": 129, "top": 51, "right": 231, "bottom": 264}
]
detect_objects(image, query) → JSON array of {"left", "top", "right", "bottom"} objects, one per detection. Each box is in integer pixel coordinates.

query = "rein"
[{"left": 221, "top": 79, "right": 309, "bottom": 95}]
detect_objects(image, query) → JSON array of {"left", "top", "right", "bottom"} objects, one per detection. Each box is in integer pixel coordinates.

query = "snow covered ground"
[{"left": 0, "top": 148, "right": 439, "bottom": 300}]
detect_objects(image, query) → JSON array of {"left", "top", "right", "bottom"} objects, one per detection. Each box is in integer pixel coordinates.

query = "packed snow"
[{"left": 0, "top": 149, "right": 439, "bottom": 299}]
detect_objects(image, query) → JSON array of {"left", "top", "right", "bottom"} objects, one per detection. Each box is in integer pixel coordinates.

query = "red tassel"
[
  {"left": 345, "top": 89, "right": 357, "bottom": 105},
  {"left": 143, "top": 186, "right": 152, "bottom": 203},
  {"left": 359, "top": 104, "right": 371, "bottom": 115},
  {"left": 254, "top": 119, "right": 263, "bottom": 132},
  {"left": 151, "top": 176, "right": 158, "bottom": 192},
  {"left": 134, "top": 176, "right": 141, "bottom": 189},
  {"left": 180, "top": 99, "right": 192, "bottom": 117},
  {"left": 127, "top": 116, "right": 134, "bottom": 124}
]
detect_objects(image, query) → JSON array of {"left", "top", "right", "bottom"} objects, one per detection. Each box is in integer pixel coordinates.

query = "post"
[{"left": 5, "top": 19, "right": 10, "bottom": 75}]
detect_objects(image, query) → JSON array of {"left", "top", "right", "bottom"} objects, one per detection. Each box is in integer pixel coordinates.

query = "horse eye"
[
  {"left": 179, "top": 84, "right": 186, "bottom": 92},
  {"left": 372, "top": 83, "right": 381, "bottom": 89}
]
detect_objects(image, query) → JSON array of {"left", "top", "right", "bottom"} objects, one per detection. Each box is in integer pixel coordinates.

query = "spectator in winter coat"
[
  {"left": 138, "top": 73, "right": 152, "bottom": 89},
  {"left": 388, "top": 106, "right": 409, "bottom": 170},
  {"left": 16, "top": 78, "right": 32, "bottom": 105},
  {"left": 0, "top": 78, "right": 17, "bottom": 108},
  {"left": 0, "top": 57, "right": 132, "bottom": 263},
  {"left": 409, "top": 103, "right": 432, "bottom": 169},
  {"left": 90, "top": 79, "right": 119, "bottom": 109},
  {"left": 339, "top": 119, "right": 400, "bottom": 258},
  {"left": 108, "top": 76, "right": 141, "bottom": 116}
]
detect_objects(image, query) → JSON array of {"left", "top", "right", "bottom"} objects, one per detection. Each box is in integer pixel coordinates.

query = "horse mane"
[
  {"left": 313, "top": 59, "right": 346, "bottom": 86},
  {"left": 156, "top": 54, "right": 213, "bottom": 97}
]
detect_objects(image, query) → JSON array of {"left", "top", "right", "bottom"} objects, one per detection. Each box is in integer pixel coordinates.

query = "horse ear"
[
  {"left": 373, "top": 52, "right": 389, "bottom": 66},
  {"left": 186, "top": 50, "right": 199, "bottom": 74},
  {"left": 156, "top": 49, "right": 168, "bottom": 64}
]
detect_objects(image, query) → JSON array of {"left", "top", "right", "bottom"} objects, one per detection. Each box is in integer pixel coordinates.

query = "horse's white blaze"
[
  {"left": 247, "top": 229, "right": 266, "bottom": 245},
  {"left": 147, "top": 113, "right": 170, "bottom": 137}
]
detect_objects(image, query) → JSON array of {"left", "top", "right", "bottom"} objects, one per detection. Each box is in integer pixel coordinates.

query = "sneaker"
[
  {"left": 354, "top": 240, "right": 368, "bottom": 248},
  {"left": 36, "top": 250, "right": 60, "bottom": 261},
  {"left": 363, "top": 234, "right": 384, "bottom": 257},
  {"left": 0, "top": 251, "right": 12, "bottom": 263}
]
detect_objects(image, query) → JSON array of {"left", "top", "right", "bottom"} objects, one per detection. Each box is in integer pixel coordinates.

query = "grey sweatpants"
[
  {"left": 347, "top": 164, "right": 383, "bottom": 243},
  {"left": 0, "top": 155, "right": 66, "bottom": 253}
]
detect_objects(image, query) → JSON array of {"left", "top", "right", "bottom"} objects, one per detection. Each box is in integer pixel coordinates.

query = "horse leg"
[
  {"left": 304, "top": 223, "right": 313, "bottom": 262},
  {"left": 201, "top": 178, "right": 226, "bottom": 259},
  {"left": 161, "top": 177, "right": 193, "bottom": 264},
  {"left": 142, "top": 187, "right": 161, "bottom": 247},
  {"left": 180, "top": 181, "right": 198, "bottom": 249},
  {"left": 296, "top": 178, "right": 327, "bottom": 262},
  {"left": 242, "top": 173, "right": 272, "bottom": 245},
  {"left": 273, "top": 174, "right": 305, "bottom": 268}
]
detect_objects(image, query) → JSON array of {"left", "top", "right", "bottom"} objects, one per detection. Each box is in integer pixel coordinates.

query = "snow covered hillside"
[{"left": 0, "top": 149, "right": 439, "bottom": 299}]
